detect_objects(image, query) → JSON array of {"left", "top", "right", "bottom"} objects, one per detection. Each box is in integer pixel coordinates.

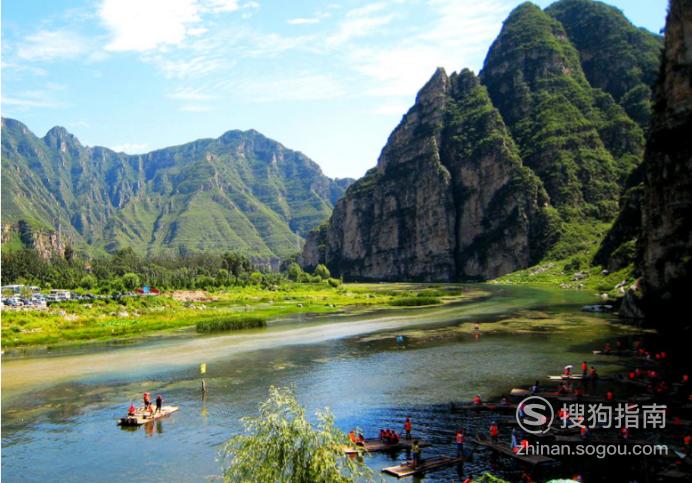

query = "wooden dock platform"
[
  {"left": 344, "top": 438, "right": 430, "bottom": 454},
  {"left": 381, "top": 456, "right": 465, "bottom": 478},
  {"left": 473, "top": 434, "right": 555, "bottom": 465},
  {"left": 118, "top": 405, "right": 179, "bottom": 426}
]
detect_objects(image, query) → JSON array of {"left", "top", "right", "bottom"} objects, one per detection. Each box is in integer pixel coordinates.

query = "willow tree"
[{"left": 223, "top": 386, "right": 372, "bottom": 483}]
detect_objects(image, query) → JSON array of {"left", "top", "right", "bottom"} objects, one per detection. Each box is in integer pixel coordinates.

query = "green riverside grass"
[
  {"left": 1, "top": 282, "right": 473, "bottom": 350},
  {"left": 196, "top": 316, "right": 267, "bottom": 333}
]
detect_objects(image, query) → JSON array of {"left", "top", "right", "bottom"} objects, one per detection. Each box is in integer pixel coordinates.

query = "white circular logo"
[{"left": 516, "top": 396, "right": 554, "bottom": 434}]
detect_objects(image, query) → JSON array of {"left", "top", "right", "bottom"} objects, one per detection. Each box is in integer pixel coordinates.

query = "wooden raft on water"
[
  {"left": 344, "top": 439, "right": 430, "bottom": 454},
  {"left": 381, "top": 456, "right": 465, "bottom": 478},
  {"left": 118, "top": 406, "right": 179, "bottom": 426},
  {"left": 473, "top": 434, "right": 555, "bottom": 465}
]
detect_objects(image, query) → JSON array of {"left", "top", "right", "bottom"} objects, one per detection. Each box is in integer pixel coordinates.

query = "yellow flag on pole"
[{"left": 200, "top": 363, "right": 207, "bottom": 374}]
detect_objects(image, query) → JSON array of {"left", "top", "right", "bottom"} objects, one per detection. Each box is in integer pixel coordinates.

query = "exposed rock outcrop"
[
  {"left": 622, "top": 0, "right": 692, "bottom": 327},
  {"left": 302, "top": 69, "right": 555, "bottom": 281}
]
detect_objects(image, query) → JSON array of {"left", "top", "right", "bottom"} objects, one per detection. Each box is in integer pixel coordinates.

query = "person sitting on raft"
[
  {"left": 128, "top": 403, "right": 136, "bottom": 416},
  {"left": 563, "top": 365, "right": 573, "bottom": 377},
  {"left": 473, "top": 394, "right": 482, "bottom": 405}
]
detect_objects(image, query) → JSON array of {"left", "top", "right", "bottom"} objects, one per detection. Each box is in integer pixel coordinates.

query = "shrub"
[
  {"left": 327, "top": 277, "right": 341, "bottom": 288},
  {"left": 196, "top": 316, "right": 267, "bottom": 333},
  {"left": 389, "top": 296, "right": 440, "bottom": 306},
  {"left": 314, "top": 264, "right": 331, "bottom": 280}
]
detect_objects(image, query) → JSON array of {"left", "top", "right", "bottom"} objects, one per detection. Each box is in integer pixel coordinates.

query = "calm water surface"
[{"left": 1, "top": 285, "right": 640, "bottom": 482}]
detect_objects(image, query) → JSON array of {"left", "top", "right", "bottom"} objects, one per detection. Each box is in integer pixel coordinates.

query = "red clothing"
[{"left": 489, "top": 425, "right": 499, "bottom": 437}]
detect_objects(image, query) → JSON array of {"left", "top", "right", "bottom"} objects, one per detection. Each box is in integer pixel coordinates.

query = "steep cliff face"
[
  {"left": 624, "top": 0, "right": 692, "bottom": 325},
  {"left": 302, "top": 69, "right": 555, "bottom": 281},
  {"left": 480, "top": 2, "right": 643, "bottom": 221},
  {"left": 1, "top": 221, "right": 67, "bottom": 259}
]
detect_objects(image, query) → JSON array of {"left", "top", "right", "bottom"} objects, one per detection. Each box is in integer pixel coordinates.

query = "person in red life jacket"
[
  {"left": 390, "top": 431, "right": 400, "bottom": 445},
  {"left": 629, "top": 371, "right": 636, "bottom": 380},
  {"left": 155, "top": 394, "right": 163, "bottom": 414},
  {"left": 683, "top": 434, "right": 691, "bottom": 453},
  {"left": 563, "top": 365, "right": 572, "bottom": 377},
  {"left": 404, "top": 417, "right": 412, "bottom": 440},
  {"left": 455, "top": 429, "right": 465, "bottom": 457},
  {"left": 620, "top": 427, "right": 630, "bottom": 440},
  {"left": 128, "top": 403, "right": 136, "bottom": 416},
  {"left": 489, "top": 422, "right": 499, "bottom": 442},
  {"left": 606, "top": 390, "right": 615, "bottom": 401},
  {"left": 473, "top": 394, "right": 482, "bottom": 405},
  {"left": 581, "top": 361, "right": 588, "bottom": 377},
  {"left": 143, "top": 392, "right": 151, "bottom": 410},
  {"left": 661, "top": 351, "right": 667, "bottom": 359},
  {"left": 604, "top": 342, "right": 612, "bottom": 354},
  {"left": 520, "top": 470, "right": 533, "bottom": 483},
  {"left": 682, "top": 374, "right": 689, "bottom": 384}
]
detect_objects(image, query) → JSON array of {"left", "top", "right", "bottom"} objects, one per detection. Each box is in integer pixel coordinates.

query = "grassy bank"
[
  {"left": 1, "top": 283, "right": 470, "bottom": 350},
  {"left": 492, "top": 260, "right": 635, "bottom": 299}
]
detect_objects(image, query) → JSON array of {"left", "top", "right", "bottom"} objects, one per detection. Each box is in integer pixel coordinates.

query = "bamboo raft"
[
  {"left": 118, "top": 406, "right": 179, "bottom": 426},
  {"left": 381, "top": 456, "right": 465, "bottom": 478},
  {"left": 473, "top": 434, "right": 556, "bottom": 465},
  {"left": 343, "top": 438, "right": 430, "bottom": 454},
  {"left": 450, "top": 401, "right": 516, "bottom": 412}
]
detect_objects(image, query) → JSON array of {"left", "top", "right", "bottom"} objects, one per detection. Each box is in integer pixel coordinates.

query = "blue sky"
[{"left": 1, "top": 0, "right": 668, "bottom": 179}]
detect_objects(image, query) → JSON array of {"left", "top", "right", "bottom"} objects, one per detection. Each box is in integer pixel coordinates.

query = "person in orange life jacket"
[
  {"left": 143, "top": 392, "right": 151, "bottom": 410},
  {"left": 629, "top": 371, "right": 636, "bottom": 380},
  {"left": 581, "top": 361, "right": 588, "bottom": 377},
  {"left": 404, "top": 417, "right": 412, "bottom": 439},
  {"left": 128, "top": 403, "right": 136, "bottom": 416},
  {"left": 349, "top": 430, "right": 357, "bottom": 444},
  {"left": 473, "top": 394, "right": 482, "bottom": 405},
  {"left": 390, "top": 431, "right": 399, "bottom": 445},
  {"left": 455, "top": 429, "right": 465, "bottom": 457},
  {"left": 489, "top": 422, "right": 499, "bottom": 442}
]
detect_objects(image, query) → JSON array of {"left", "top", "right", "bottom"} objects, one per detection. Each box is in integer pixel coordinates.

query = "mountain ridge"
[{"left": 1, "top": 117, "right": 352, "bottom": 259}]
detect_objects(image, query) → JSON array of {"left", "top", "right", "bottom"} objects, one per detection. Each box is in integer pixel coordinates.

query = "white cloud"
[
  {"left": 287, "top": 17, "right": 321, "bottom": 25},
  {"left": 220, "top": 73, "right": 346, "bottom": 102},
  {"left": 327, "top": 2, "right": 393, "bottom": 46},
  {"left": 17, "top": 30, "right": 89, "bottom": 61},
  {"left": 167, "top": 87, "right": 216, "bottom": 101},
  {"left": 100, "top": 0, "right": 203, "bottom": 52},
  {"left": 110, "top": 143, "right": 150, "bottom": 153},
  {"left": 204, "top": 0, "right": 240, "bottom": 13},
  {"left": 1, "top": 96, "right": 63, "bottom": 108}
]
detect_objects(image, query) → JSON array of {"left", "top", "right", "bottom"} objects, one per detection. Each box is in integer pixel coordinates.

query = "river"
[{"left": 1, "top": 284, "right": 641, "bottom": 482}]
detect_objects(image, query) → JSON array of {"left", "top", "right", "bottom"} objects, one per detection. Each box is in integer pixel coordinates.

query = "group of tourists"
[{"left": 127, "top": 392, "right": 164, "bottom": 418}]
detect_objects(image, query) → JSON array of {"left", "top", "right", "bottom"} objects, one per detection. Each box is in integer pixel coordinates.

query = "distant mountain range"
[
  {"left": 1, "top": 118, "right": 352, "bottom": 259},
  {"left": 302, "top": 0, "right": 663, "bottom": 281}
]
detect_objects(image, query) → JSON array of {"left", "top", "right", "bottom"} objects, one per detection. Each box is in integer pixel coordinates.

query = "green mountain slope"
[
  {"left": 1, "top": 118, "right": 351, "bottom": 258},
  {"left": 546, "top": 0, "right": 663, "bottom": 129}
]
